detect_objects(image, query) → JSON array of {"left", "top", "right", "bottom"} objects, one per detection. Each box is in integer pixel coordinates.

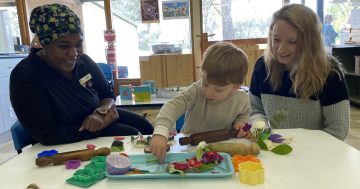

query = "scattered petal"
[{"left": 269, "top": 134, "right": 284, "bottom": 143}]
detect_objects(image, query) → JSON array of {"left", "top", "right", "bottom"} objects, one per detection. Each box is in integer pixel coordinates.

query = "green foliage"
[
  {"left": 256, "top": 138, "right": 268, "bottom": 151},
  {"left": 326, "top": 2, "right": 352, "bottom": 32},
  {"left": 167, "top": 165, "right": 185, "bottom": 176},
  {"left": 254, "top": 108, "right": 292, "bottom": 155},
  {"left": 195, "top": 149, "right": 204, "bottom": 161},
  {"left": 271, "top": 144, "right": 293, "bottom": 155},
  {"left": 183, "top": 163, "right": 217, "bottom": 173}
]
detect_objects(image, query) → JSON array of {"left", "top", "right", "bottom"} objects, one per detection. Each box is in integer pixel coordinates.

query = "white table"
[
  {"left": 1, "top": 129, "right": 360, "bottom": 189},
  {"left": 115, "top": 94, "right": 170, "bottom": 109}
]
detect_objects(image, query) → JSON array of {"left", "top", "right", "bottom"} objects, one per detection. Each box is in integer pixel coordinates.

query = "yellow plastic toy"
[
  {"left": 133, "top": 85, "right": 151, "bottom": 102},
  {"left": 238, "top": 161, "right": 264, "bottom": 185}
]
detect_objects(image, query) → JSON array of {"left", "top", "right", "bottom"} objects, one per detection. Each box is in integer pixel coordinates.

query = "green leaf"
[
  {"left": 197, "top": 163, "right": 217, "bottom": 172},
  {"left": 204, "top": 146, "right": 211, "bottom": 152},
  {"left": 260, "top": 132, "right": 271, "bottom": 141},
  {"left": 146, "top": 157, "right": 158, "bottom": 163},
  {"left": 167, "top": 165, "right": 185, "bottom": 176},
  {"left": 195, "top": 149, "right": 204, "bottom": 161},
  {"left": 183, "top": 163, "right": 216, "bottom": 173},
  {"left": 257, "top": 139, "right": 268, "bottom": 150},
  {"left": 271, "top": 144, "right": 293, "bottom": 155}
]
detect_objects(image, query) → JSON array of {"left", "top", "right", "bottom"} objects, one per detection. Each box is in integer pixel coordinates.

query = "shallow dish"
[{"left": 106, "top": 152, "right": 234, "bottom": 179}]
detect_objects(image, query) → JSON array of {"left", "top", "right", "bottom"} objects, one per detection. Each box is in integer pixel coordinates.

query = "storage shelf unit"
[
  {"left": 139, "top": 53, "right": 194, "bottom": 88},
  {"left": 0, "top": 55, "right": 26, "bottom": 134},
  {"left": 332, "top": 45, "right": 360, "bottom": 106}
]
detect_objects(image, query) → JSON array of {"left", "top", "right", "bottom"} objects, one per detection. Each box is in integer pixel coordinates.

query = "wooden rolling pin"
[
  {"left": 209, "top": 143, "right": 260, "bottom": 156},
  {"left": 36, "top": 147, "right": 110, "bottom": 167},
  {"left": 179, "top": 129, "right": 238, "bottom": 146}
]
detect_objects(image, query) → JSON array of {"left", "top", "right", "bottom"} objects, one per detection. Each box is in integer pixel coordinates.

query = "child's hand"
[
  {"left": 233, "top": 123, "right": 253, "bottom": 139},
  {"left": 149, "top": 134, "right": 169, "bottom": 163}
]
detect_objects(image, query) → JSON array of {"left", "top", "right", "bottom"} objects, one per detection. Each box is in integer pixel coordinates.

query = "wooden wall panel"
[
  {"left": 139, "top": 55, "right": 164, "bottom": 87},
  {"left": 164, "top": 54, "right": 193, "bottom": 87},
  {"left": 239, "top": 45, "right": 265, "bottom": 86},
  {"left": 139, "top": 54, "right": 194, "bottom": 88}
]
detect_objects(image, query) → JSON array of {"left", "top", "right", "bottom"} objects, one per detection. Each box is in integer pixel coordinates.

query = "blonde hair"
[
  {"left": 264, "top": 4, "right": 344, "bottom": 100},
  {"left": 201, "top": 42, "right": 248, "bottom": 86}
]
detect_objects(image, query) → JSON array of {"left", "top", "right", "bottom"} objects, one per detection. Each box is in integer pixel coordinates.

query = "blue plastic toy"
[{"left": 37, "top": 150, "right": 58, "bottom": 158}]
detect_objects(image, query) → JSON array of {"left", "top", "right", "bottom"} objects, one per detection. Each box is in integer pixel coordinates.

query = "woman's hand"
[
  {"left": 149, "top": 134, "right": 169, "bottom": 163},
  {"left": 79, "top": 113, "right": 105, "bottom": 132},
  {"left": 79, "top": 104, "right": 119, "bottom": 132},
  {"left": 102, "top": 104, "right": 119, "bottom": 127},
  {"left": 233, "top": 122, "right": 253, "bottom": 139}
]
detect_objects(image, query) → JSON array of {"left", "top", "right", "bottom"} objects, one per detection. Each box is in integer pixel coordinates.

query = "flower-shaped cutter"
[{"left": 238, "top": 161, "right": 264, "bottom": 185}]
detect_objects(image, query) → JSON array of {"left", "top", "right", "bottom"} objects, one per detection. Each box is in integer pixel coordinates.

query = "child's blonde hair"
[{"left": 201, "top": 42, "right": 248, "bottom": 86}]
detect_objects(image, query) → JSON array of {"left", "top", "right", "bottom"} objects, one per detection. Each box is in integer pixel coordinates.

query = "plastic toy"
[
  {"left": 143, "top": 80, "right": 156, "bottom": 94},
  {"left": 114, "top": 136, "right": 125, "bottom": 140},
  {"left": 120, "top": 85, "right": 132, "bottom": 100},
  {"left": 231, "top": 155, "right": 260, "bottom": 171},
  {"left": 65, "top": 160, "right": 81, "bottom": 169},
  {"left": 238, "top": 161, "right": 264, "bottom": 185},
  {"left": 86, "top": 144, "right": 96, "bottom": 150},
  {"left": 132, "top": 85, "right": 151, "bottom": 102},
  {"left": 110, "top": 140, "right": 124, "bottom": 152},
  {"left": 36, "top": 147, "right": 111, "bottom": 167},
  {"left": 66, "top": 156, "right": 107, "bottom": 187},
  {"left": 37, "top": 150, "right": 58, "bottom": 158},
  {"left": 107, "top": 154, "right": 131, "bottom": 175}
]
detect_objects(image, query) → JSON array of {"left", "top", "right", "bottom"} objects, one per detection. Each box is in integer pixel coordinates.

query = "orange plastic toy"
[{"left": 231, "top": 155, "right": 260, "bottom": 171}]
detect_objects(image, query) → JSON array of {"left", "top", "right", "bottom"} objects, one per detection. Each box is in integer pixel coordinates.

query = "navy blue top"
[
  {"left": 250, "top": 57, "right": 348, "bottom": 106},
  {"left": 10, "top": 52, "right": 114, "bottom": 144}
]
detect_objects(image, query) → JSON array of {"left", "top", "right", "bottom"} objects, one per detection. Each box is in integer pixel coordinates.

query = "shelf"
[
  {"left": 345, "top": 72, "right": 360, "bottom": 77},
  {"left": 333, "top": 46, "right": 360, "bottom": 107},
  {"left": 333, "top": 44, "right": 360, "bottom": 48},
  {"left": 349, "top": 95, "right": 360, "bottom": 106}
]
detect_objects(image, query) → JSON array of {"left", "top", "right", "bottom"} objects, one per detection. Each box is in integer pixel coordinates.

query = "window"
[
  {"left": 324, "top": 0, "right": 360, "bottom": 45},
  {"left": 82, "top": 0, "right": 191, "bottom": 79},
  {"left": 82, "top": 2, "right": 107, "bottom": 64},
  {"left": 202, "top": 0, "right": 283, "bottom": 41},
  {"left": 0, "top": 1, "right": 20, "bottom": 53}
]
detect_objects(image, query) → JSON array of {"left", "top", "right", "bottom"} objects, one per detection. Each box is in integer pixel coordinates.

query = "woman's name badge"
[{"left": 79, "top": 73, "right": 92, "bottom": 86}]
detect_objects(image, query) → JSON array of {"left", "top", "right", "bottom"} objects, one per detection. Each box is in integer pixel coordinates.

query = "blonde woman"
[{"left": 249, "top": 4, "right": 350, "bottom": 140}]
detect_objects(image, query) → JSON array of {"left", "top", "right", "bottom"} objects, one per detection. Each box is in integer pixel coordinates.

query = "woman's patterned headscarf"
[{"left": 29, "top": 4, "right": 83, "bottom": 46}]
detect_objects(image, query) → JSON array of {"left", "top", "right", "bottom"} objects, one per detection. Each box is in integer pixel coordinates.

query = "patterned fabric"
[{"left": 29, "top": 4, "right": 83, "bottom": 46}]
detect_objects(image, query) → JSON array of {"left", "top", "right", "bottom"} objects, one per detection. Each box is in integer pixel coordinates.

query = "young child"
[{"left": 150, "top": 42, "right": 251, "bottom": 162}]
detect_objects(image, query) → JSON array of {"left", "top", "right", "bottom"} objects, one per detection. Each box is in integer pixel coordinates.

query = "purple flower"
[
  {"left": 268, "top": 134, "right": 284, "bottom": 143},
  {"left": 201, "top": 151, "right": 223, "bottom": 164},
  {"left": 243, "top": 123, "right": 252, "bottom": 132}
]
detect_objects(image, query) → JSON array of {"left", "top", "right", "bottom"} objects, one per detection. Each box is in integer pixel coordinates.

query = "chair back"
[
  {"left": 118, "top": 66, "right": 128, "bottom": 78},
  {"left": 10, "top": 121, "right": 35, "bottom": 154},
  {"left": 97, "top": 63, "right": 113, "bottom": 81}
]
